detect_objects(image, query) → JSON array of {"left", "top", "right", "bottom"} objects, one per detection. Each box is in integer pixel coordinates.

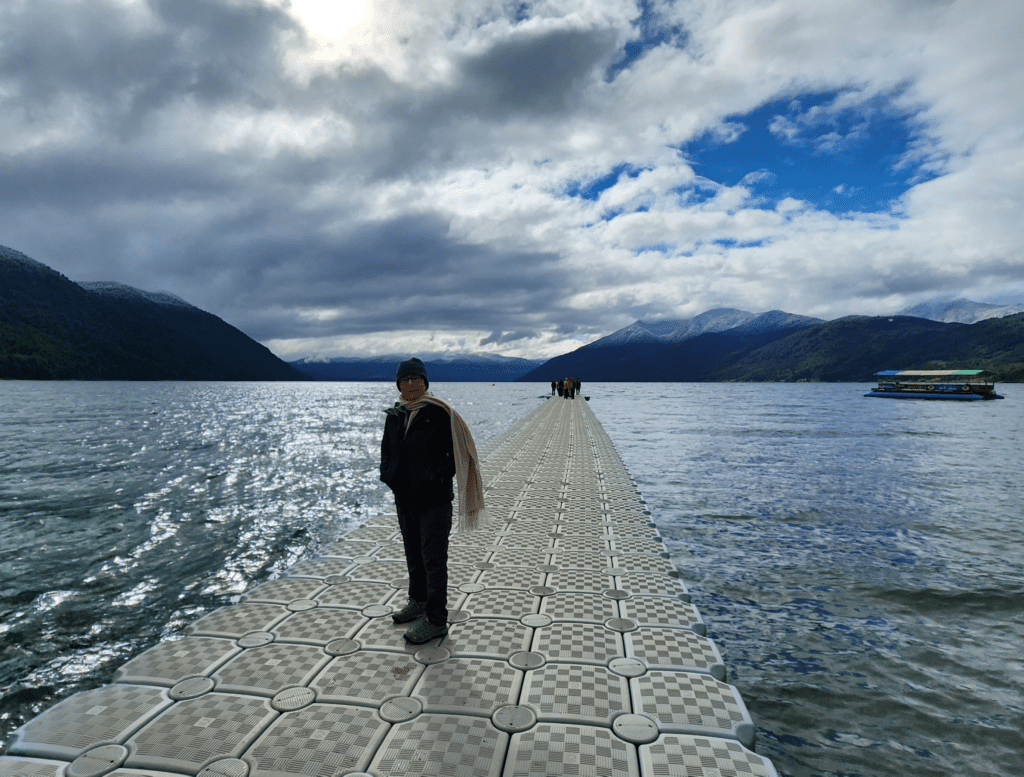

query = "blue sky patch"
[
  {"left": 634, "top": 242, "right": 673, "bottom": 255},
  {"left": 680, "top": 91, "right": 940, "bottom": 214},
  {"left": 607, "top": 0, "right": 686, "bottom": 79},
  {"left": 564, "top": 163, "right": 643, "bottom": 201},
  {"left": 713, "top": 238, "right": 767, "bottom": 249}
]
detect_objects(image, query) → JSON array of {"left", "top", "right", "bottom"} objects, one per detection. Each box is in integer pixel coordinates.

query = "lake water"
[{"left": 1, "top": 381, "right": 1021, "bottom": 776}]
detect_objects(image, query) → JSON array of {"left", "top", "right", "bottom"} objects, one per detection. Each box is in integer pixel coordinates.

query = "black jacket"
[{"left": 380, "top": 402, "right": 456, "bottom": 512}]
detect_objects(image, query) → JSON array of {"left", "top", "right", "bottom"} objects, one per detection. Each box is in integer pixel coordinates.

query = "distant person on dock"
[
  {"left": 556, "top": 379, "right": 564, "bottom": 397},
  {"left": 379, "top": 357, "right": 486, "bottom": 644},
  {"left": 550, "top": 380, "right": 556, "bottom": 396},
  {"left": 564, "top": 377, "right": 575, "bottom": 399}
]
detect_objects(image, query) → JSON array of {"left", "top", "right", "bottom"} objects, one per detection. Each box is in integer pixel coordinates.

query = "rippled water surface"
[
  {"left": 594, "top": 383, "right": 1023, "bottom": 777},
  {"left": 2, "top": 381, "right": 1022, "bottom": 776}
]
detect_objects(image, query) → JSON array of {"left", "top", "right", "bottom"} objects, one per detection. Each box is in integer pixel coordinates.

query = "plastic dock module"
[{"left": 3, "top": 397, "right": 780, "bottom": 777}]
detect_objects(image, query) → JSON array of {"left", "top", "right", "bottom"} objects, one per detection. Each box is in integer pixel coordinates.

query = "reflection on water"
[{"left": 2, "top": 381, "right": 1022, "bottom": 777}]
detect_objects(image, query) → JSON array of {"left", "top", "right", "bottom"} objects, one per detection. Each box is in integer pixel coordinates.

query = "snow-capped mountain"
[
  {"left": 587, "top": 308, "right": 760, "bottom": 347},
  {"left": 898, "top": 297, "right": 1024, "bottom": 324},
  {"left": 729, "top": 310, "right": 825, "bottom": 334},
  {"left": 584, "top": 307, "right": 821, "bottom": 348},
  {"left": 290, "top": 352, "right": 545, "bottom": 381},
  {"left": 78, "top": 281, "right": 197, "bottom": 309}
]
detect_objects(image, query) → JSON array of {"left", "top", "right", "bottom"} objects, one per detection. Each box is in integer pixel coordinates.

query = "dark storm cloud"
[
  {"left": 457, "top": 27, "right": 619, "bottom": 115},
  {"left": 0, "top": 149, "right": 236, "bottom": 206},
  {"left": 0, "top": 0, "right": 292, "bottom": 128},
  {"left": 365, "top": 26, "right": 620, "bottom": 179},
  {"left": 162, "top": 210, "right": 575, "bottom": 342},
  {"left": 0, "top": 5, "right": 621, "bottom": 350}
]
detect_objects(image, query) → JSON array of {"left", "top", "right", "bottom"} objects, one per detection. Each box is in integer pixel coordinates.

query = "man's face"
[{"left": 399, "top": 375, "right": 427, "bottom": 401}]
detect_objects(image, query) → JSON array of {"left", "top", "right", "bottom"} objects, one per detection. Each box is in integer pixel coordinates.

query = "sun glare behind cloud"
[
  {"left": 286, "top": 0, "right": 370, "bottom": 38},
  {"left": 278, "top": 0, "right": 374, "bottom": 75}
]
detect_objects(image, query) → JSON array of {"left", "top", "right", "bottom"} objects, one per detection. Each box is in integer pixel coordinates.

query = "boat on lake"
[{"left": 865, "top": 370, "right": 1005, "bottom": 400}]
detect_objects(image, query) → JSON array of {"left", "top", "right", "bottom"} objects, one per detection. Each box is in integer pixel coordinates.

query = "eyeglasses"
[{"left": 399, "top": 376, "right": 425, "bottom": 385}]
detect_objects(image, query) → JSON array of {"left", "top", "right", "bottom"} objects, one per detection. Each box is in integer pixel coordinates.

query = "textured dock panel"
[
  {"left": 318, "top": 540, "right": 378, "bottom": 559},
  {"left": 0, "top": 757, "right": 68, "bottom": 777},
  {"left": 113, "top": 637, "right": 241, "bottom": 686},
  {"left": 520, "top": 663, "right": 629, "bottom": 726},
  {"left": 370, "top": 541, "right": 411, "bottom": 562},
  {"left": 346, "top": 561, "right": 409, "bottom": 584},
  {"left": 546, "top": 569, "right": 618, "bottom": 592},
  {"left": 531, "top": 622, "right": 624, "bottom": 666},
  {"left": 240, "top": 578, "right": 328, "bottom": 604},
  {"left": 539, "top": 591, "right": 620, "bottom": 623},
  {"left": 615, "top": 570, "right": 689, "bottom": 598},
  {"left": 344, "top": 526, "right": 399, "bottom": 543},
  {"left": 461, "top": 588, "right": 541, "bottom": 619},
  {"left": 638, "top": 734, "right": 779, "bottom": 777},
  {"left": 619, "top": 595, "right": 706, "bottom": 635},
  {"left": 625, "top": 628, "right": 726, "bottom": 679},
  {"left": 631, "top": 671, "right": 756, "bottom": 747},
  {"left": 352, "top": 614, "right": 435, "bottom": 654},
  {"left": 9, "top": 685, "right": 172, "bottom": 760},
  {"left": 368, "top": 714, "right": 508, "bottom": 777},
  {"left": 412, "top": 658, "right": 523, "bottom": 717},
  {"left": 270, "top": 607, "right": 368, "bottom": 645},
  {"left": 242, "top": 704, "right": 389, "bottom": 777},
  {"left": 188, "top": 604, "right": 291, "bottom": 639},
  {"left": 286, "top": 558, "right": 357, "bottom": 579},
  {"left": 211, "top": 644, "right": 331, "bottom": 697},
  {"left": 476, "top": 566, "right": 546, "bottom": 589},
  {"left": 447, "top": 545, "right": 492, "bottom": 565},
  {"left": 314, "top": 581, "right": 394, "bottom": 609},
  {"left": 445, "top": 618, "right": 533, "bottom": 659},
  {"left": 310, "top": 651, "right": 424, "bottom": 706},
  {"left": 503, "top": 723, "right": 639, "bottom": 777},
  {"left": 124, "top": 694, "right": 277, "bottom": 773}
]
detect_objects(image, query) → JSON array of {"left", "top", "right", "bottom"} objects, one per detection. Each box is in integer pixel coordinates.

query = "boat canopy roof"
[{"left": 875, "top": 369, "right": 997, "bottom": 379}]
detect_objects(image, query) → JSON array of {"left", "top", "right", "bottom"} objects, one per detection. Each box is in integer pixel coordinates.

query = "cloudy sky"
[{"left": 3, "top": 0, "right": 1022, "bottom": 359}]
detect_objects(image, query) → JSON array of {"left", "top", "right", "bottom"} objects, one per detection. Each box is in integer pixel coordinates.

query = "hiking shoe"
[
  {"left": 391, "top": 599, "right": 426, "bottom": 624},
  {"left": 403, "top": 618, "right": 448, "bottom": 644}
]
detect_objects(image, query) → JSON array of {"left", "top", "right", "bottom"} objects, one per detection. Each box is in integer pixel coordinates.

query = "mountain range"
[
  {"left": 898, "top": 297, "right": 1024, "bottom": 324},
  {"left": 3, "top": 243, "right": 1021, "bottom": 382},
  {"left": 518, "top": 309, "right": 1024, "bottom": 383},
  {"left": 1, "top": 245, "right": 307, "bottom": 380},
  {"left": 290, "top": 353, "right": 544, "bottom": 382}
]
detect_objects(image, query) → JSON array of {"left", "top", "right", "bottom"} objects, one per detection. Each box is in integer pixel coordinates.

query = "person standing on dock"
[{"left": 379, "top": 358, "right": 487, "bottom": 644}]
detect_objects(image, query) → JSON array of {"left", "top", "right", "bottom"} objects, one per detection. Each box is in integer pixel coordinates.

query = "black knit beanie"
[{"left": 395, "top": 357, "right": 429, "bottom": 389}]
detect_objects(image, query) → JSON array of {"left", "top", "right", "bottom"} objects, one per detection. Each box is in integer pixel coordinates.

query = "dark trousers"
[{"left": 396, "top": 501, "right": 452, "bottom": 626}]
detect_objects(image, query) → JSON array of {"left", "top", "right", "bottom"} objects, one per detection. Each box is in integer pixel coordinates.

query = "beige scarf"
[{"left": 398, "top": 392, "right": 487, "bottom": 531}]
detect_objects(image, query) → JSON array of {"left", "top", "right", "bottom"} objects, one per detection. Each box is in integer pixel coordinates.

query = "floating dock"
[{"left": 2, "top": 397, "right": 779, "bottom": 777}]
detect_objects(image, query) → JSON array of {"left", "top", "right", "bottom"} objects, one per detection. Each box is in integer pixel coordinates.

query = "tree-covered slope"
[
  {"left": 717, "top": 314, "right": 1024, "bottom": 382},
  {"left": 1, "top": 245, "right": 308, "bottom": 381}
]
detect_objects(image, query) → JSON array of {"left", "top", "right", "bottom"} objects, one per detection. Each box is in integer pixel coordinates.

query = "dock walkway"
[{"left": 3, "top": 397, "right": 779, "bottom": 777}]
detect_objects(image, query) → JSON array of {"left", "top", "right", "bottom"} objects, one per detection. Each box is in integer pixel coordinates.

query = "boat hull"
[{"left": 864, "top": 391, "right": 1003, "bottom": 400}]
